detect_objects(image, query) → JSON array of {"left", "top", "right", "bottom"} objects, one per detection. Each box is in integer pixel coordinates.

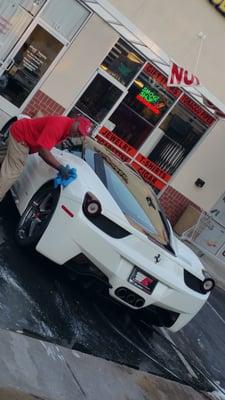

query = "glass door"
[
  {"left": 0, "top": 23, "right": 63, "bottom": 113},
  {"left": 68, "top": 70, "right": 128, "bottom": 130}
]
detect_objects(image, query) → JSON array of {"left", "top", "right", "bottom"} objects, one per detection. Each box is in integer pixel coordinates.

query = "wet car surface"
[{"left": 0, "top": 194, "right": 224, "bottom": 395}]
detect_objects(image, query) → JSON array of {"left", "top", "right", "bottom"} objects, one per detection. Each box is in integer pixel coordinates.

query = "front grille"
[
  {"left": 184, "top": 269, "right": 204, "bottom": 294},
  {"left": 86, "top": 214, "right": 131, "bottom": 239}
]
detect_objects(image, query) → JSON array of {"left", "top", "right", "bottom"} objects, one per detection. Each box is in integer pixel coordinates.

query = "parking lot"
[{"left": 0, "top": 194, "right": 225, "bottom": 396}]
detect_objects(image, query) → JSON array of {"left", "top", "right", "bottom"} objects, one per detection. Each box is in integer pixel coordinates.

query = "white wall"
[
  {"left": 109, "top": 0, "right": 225, "bottom": 105},
  {"left": 171, "top": 120, "right": 225, "bottom": 211},
  {"left": 41, "top": 14, "right": 119, "bottom": 109}
]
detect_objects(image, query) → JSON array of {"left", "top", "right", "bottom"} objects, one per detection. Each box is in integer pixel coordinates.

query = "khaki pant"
[{"left": 0, "top": 134, "right": 29, "bottom": 201}]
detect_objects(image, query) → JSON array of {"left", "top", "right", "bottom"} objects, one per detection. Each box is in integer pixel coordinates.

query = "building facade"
[{"left": 0, "top": 0, "right": 225, "bottom": 227}]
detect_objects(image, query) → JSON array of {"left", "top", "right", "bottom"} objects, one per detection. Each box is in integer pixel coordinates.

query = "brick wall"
[
  {"left": 23, "top": 90, "right": 65, "bottom": 117},
  {"left": 159, "top": 186, "right": 200, "bottom": 226}
]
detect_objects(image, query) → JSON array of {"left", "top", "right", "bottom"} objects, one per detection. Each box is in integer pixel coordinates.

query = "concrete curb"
[{"left": 0, "top": 328, "right": 210, "bottom": 400}]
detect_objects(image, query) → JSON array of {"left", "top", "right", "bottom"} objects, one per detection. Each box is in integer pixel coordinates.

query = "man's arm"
[{"left": 38, "top": 148, "right": 61, "bottom": 171}]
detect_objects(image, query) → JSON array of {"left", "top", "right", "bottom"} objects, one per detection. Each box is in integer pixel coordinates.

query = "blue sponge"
[{"left": 54, "top": 166, "right": 77, "bottom": 188}]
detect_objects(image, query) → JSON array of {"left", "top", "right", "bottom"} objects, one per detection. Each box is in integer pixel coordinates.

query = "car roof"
[{"left": 85, "top": 138, "right": 169, "bottom": 245}]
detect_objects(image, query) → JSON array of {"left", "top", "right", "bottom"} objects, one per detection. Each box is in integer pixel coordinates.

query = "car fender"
[
  {"left": 13, "top": 154, "right": 58, "bottom": 214},
  {"left": 36, "top": 194, "right": 81, "bottom": 265}
]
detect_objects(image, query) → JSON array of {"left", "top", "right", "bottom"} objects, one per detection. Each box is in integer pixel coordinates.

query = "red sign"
[
  {"left": 136, "top": 94, "right": 160, "bottom": 115},
  {"left": 131, "top": 161, "right": 166, "bottom": 190},
  {"left": 96, "top": 135, "right": 131, "bottom": 162},
  {"left": 144, "top": 63, "right": 182, "bottom": 98},
  {"left": 97, "top": 127, "right": 137, "bottom": 158},
  {"left": 167, "top": 62, "right": 200, "bottom": 87},
  {"left": 134, "top": 154, "right": 171, "bottom": 182},
  {"left": 180, "top": 94, "right": 215, "bottom": 126},
  {"left": 96, "top": 127, "right": 170, "bottom": 191}
]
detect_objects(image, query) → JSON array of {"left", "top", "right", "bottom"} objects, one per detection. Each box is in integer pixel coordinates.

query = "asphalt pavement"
[{"left": 0, "top": 194, "right": 224, "bottom": 397}]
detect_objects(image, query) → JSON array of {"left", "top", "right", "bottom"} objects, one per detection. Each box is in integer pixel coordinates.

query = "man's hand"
[
  {"left": 58, "top": 165, "right": 71, "bottom": 180},
  {"left": 38, "top": 148, "right": 61, "bottom": 171}
]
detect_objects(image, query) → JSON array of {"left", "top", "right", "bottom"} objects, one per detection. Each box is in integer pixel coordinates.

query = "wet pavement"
[{"left": 0, "top": 195, "right": 224, "bottom": 396}]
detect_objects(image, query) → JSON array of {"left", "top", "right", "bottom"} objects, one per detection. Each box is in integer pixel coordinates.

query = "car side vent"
[
  {"left": 184, "top": 270, "right": 204, "bottom": 294},
  {"left": 86, "top": 214, "right": 131, "bottom": 239}
]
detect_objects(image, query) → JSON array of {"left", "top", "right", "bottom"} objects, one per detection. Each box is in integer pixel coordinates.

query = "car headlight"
[
  {"left": 83, "top": 192, "right": 102, "bottom": 218},
  {"left": 128, "top": 267, "right": 157, "bottom": 294}
]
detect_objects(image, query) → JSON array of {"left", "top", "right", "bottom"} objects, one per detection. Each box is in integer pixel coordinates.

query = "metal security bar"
[{"left": 149, "top": 135, "right": 186, "bottom": 175}]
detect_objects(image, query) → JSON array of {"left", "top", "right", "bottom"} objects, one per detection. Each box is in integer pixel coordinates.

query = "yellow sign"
[{"left": 209, "top": 0, "right": 225, "bottom": 14}]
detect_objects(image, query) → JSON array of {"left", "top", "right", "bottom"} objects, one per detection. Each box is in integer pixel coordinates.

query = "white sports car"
[{"left": 1, "top": 117, "right": 215, "bottom": 332}]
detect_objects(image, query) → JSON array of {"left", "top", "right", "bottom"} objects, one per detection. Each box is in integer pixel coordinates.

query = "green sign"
[{"left": 139, "top": 87, "right": 160, "bottom": 104}]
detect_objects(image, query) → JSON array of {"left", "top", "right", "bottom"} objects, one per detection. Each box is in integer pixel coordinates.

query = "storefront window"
[
  {"left": 123, "top": 70, "right": 175, "bottom": 125},
  {"left": 68, "top": 74, "right": 123, "bottom": 124},
  {"left": 0, "top": 25, "right": 63, "bottom": 107},
  {"left": 104, "top": 68, "right": 175, "bottom": 149},
  {"left": 148, "top": 101, "right": 211, "bottom": 175},
  {"left": 100, "top": 39, "right": 145, "bottom": 86}
]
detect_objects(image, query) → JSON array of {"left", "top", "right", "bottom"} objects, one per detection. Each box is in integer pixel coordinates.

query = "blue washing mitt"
[{"left": 54, "top": 167, "right": 77, "bottom": 188}]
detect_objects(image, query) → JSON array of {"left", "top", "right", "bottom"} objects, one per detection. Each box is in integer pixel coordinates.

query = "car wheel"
[{"left": 15, "top": 183, "right": 60, "bottom": 247}]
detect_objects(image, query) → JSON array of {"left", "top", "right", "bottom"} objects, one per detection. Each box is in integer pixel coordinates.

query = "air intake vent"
[{"left": 86, "top": 214, "right": 131, "bottom": 239}]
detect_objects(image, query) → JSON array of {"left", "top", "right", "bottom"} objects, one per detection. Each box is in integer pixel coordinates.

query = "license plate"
[{"left": 129, "top": 267, "right": 157, "bottom": 294}]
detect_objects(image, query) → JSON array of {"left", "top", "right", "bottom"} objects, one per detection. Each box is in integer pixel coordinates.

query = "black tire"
[{"left": 15, "top": 183, "right": 60, "bottom": 247}]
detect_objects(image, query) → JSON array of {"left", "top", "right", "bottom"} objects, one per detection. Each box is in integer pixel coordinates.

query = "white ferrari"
[{"left": 1, "top": 116, "right": 215, "bottom": 332}]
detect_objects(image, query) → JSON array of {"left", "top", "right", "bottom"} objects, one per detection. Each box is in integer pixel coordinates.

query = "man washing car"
[{"left": 0, "top": 114, "right": 92, "bottom": 202}]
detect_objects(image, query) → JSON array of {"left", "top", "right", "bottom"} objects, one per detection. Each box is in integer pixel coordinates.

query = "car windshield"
[
  {"left": 103, "top": 161, "right": 157, "bottom": 236},
  {"left": 83, "top": 139, "right": 170, "bottom": 246}
]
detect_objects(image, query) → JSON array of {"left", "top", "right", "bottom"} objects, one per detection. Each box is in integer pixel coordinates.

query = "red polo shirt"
[{"left": 10, "top": 115, "right": 75, "bottom": 153}]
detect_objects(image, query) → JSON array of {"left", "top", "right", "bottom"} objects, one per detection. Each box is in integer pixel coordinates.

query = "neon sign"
[
  {"left": 136, "top": 86, "right": 162, "bottom": 115},
  {"left": 139, "top": 87, "right": 160, "bottom": 103}
]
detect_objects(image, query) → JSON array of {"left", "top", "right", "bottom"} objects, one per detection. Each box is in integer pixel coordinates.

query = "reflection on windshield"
[{"left": 103, "top": 162, "right": 158, "bottom": 236}]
